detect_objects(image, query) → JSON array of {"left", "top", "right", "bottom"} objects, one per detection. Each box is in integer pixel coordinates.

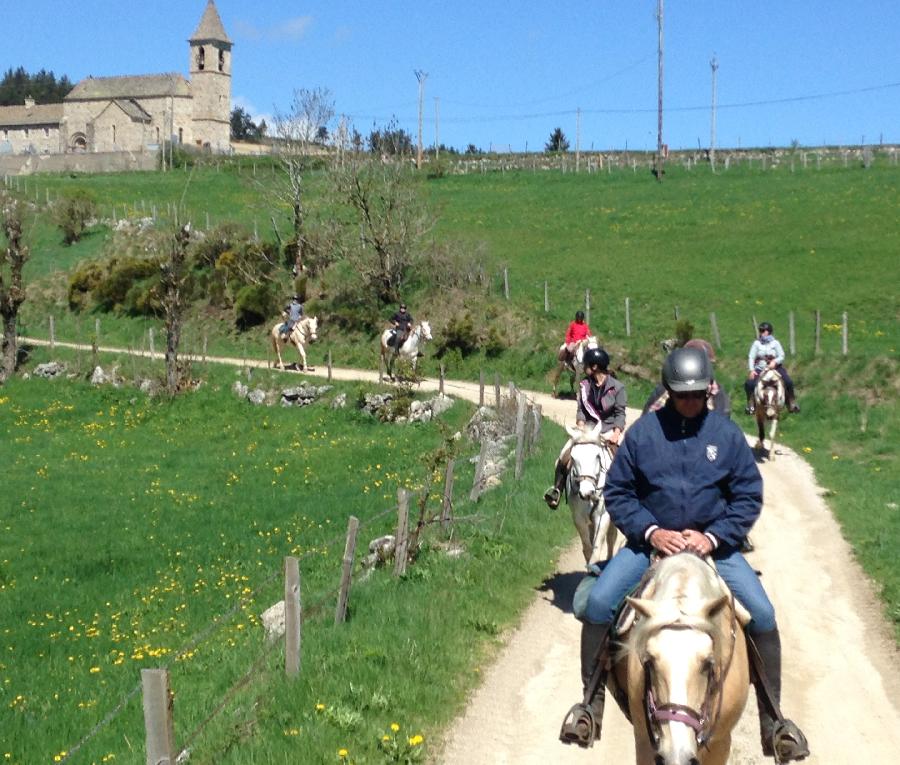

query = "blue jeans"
[{"left": 583, "top": 545, "right": 776, "bottom": 634}]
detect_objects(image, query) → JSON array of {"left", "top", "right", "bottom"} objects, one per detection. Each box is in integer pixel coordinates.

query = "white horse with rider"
[
  {"left": 564, "top": 423, "right": 624, "bottom": 566},
  {"left": 554, "top": 335, "right": 599, "bottom": 398},
  {"left": 753, "top": 368, "right": 785, "bottom": 459},
  {"left": 380, "top": 320, "right": 432, "bottom": 379},
  {"left": 271, "top": 315, "right": 319, "bottom": 371}
]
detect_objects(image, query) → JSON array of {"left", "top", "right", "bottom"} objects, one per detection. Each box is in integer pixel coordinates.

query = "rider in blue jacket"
[{"left": 560, "top": 348, "right": 809, "bottom": 762}]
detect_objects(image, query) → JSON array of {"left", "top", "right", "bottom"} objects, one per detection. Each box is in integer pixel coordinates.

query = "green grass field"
[
  {"left": 1, "top": 349, "right": 574, "bottom": 764},
  {"left": 3, "top": 157, "right": 898, "bottom": 762}
]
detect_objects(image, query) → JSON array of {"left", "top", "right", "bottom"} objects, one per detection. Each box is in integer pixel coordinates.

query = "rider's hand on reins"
[
  {"left": 649, "top": 529, "right": 688, "bottom": 556},
  {"left": 681, "top": 530, "right": 713, "bottom": 557}
]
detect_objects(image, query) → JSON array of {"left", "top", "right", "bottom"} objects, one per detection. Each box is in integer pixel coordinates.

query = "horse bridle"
[
  {"left": 641, "top": 593, "right": 738, "bottom": 752},
  {"left": 570, "top": 442, "right": 611, "bottom": 500}
]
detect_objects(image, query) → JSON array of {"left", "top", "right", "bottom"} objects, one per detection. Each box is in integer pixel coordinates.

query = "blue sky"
[{"left": 6, "top": 1, "right": 900, "bottom": 152}]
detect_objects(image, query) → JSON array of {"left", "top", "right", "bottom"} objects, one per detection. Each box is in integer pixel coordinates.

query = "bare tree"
[
  {"left": 160, "top": 222, "right": 191, "bottom": 395},
  {"left": 329, "top": 155, "right": 434, "bottom": 304},
  {"left": 0, "top": 194, "right": 29, "bottom": 384},
  {"left": 270, "top": 87, "right": 335, "bottom": 280}
]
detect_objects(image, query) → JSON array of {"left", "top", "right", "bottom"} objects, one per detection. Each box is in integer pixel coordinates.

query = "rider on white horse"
[
  {"left": 744, "top": 322, "right": 800, "bottom": 414},
  {"left": 544, "top": 347, "right": 626, "bottom": 509},
  {"left": 280, "top": 295, "right": 304, "bottom": 340},
  {"left": 560, "top": 348, "right": 809, "bottom": 761},
  {"left": 389, "top": 303, "right": 414, "bottom": 351},
  {"left": 558, "top": 310, "right": 592, "bottom": 364}
]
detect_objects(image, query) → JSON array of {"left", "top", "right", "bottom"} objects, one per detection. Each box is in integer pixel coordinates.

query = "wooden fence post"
[
  {"left": 494, "top": 373, "right": 501, "bottom": 407},
  {"left": 327, "top": 350, "right": 333, "bottom": 382},
  {"left": 148, "top": 328, "right": 155, "bottom": 358},
  {"left": 479, "top": 370, "right": 485, "bottom": 407},
  {"left": 752, "top": 315, "right": 758, "bottom": 335},
  {"left": 439, "top": 363, "right": 445, "bottom": 395},
  {"left": 202, "top": 333, "right": 208, "bottom": 364},
  {"left": 503, "top": 267, "right": 510, "bottom": 300},
  {"left": 335, "top": 517, "right": 359, "bottom": 625},
  {"left": 378, "top": 355, "right": 385, "bottom": 383},
  {"left": 284, "top": 556, "right": 301, "bottom": 676},
  {"left": 394, "top": 489, "right": 410, "bottom": 577},
  {"left": 842, "top": 311, "right": 848, "bottom": 355},
  {"left": 625, "top": 297, "right": 631, "bottom": 337},
  {"left": 440, "top": 459, "right": 455, "bottom": 529},
  {"left": 514, "top": 394, "right": 527, "bottom": 479},
  {"left": 788, "top": 311, "right": 796, "bottom": 356},
  {"left": 814, "top": 310, "right": 821, "bottom": 355},
  {"left": 469, "top": 440, "right": 488, "bottom": 502},
  {"left": 141, "top": 669, "right": 175, "bottom": 765},
  {"left": 530, "top": 404, "right": 543, "bottom": 452},
  {"left": 544, "top": 281, "right": 549, "bottom": 312},
  {"left": 674, "top": 306, "right": 680, "bottom": 320},
  {"left": 709, "top": 312, "right": 722, "bottom": 350},
  {"left": 49, "top": 315, "right": 55, "bottom": 349}
]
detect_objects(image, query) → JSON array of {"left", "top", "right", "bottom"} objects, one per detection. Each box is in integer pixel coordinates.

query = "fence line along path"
[{"left": 20, "top": 337, "right": 900, "bottom": 764}]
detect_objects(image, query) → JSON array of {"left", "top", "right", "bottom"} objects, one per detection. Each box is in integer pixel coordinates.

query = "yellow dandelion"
[
  {"left": 316, "top": 703, "right": 325, "bottom": 711},
  {"left": 802, "top": 447, "right": 812, "bottom": 453},
  {"left": 409, "top": 734, "right": 424, "bottom": 746},
  {"left": 338, "top": 749, "right": 348, "bottom": 758},
  {"left": 390, "top": 722, "right": 400, "bottom": 732}
]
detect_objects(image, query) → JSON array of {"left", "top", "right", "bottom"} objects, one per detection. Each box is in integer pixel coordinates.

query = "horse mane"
[{"left": 620, "top": 553, "right": 731, "bottom": 669}]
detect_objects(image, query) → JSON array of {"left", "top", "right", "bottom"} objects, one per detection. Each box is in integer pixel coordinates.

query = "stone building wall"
[{"left": 0, "top": 124, "right": 62, "bottom": 155}]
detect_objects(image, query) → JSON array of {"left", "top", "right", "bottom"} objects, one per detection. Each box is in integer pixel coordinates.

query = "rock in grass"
[
  {"left": 261, "top": 601, "right": 285, "bottom": 642},
  {"left": 34, "top": 362, "right": 66, "bottom": 379}
]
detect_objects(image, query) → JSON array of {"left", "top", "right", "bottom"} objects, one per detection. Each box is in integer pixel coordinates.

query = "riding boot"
[
  {"left": 785, "top": 385, "right": 800, "bottom": 413},
  {"left": 560, "top": 622, "right": 610, "bottom": 747},
  {"left": 750, "top": 629, "right": 809, "bottom": 761},
  {"left": 543, "top": 460, "right": 567, "bottom": 509}
]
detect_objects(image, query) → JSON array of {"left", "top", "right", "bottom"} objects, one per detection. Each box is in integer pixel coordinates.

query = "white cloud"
[{"left": 233, "top": 16, "right": 313, "bottom": 42}]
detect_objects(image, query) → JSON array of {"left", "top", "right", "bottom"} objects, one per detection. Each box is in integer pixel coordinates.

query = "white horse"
[
  {"left": 379, "top": 320, "right": 432, "bottom": 379},
  {"left": 754, "top": 369, "right": 785, "bottom": 459},
  {"left": 270, "top": 315, "right": 319, "bottom": 371},
  {"left": 553, "top": 336, "right": 598, "bottom": 398},
  {"left": 564, "top": 423, "right": 624, "bottom": 567}
]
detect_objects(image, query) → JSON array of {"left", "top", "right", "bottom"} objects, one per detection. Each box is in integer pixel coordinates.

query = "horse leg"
[
  {"left": 273, "top": 338, "right": 285, "bottom": 370},
  {"left": 570, "top": 499, "right": 594, "bottom": 564},
  {"left": 588, "top": 503, "right": 612, "bottom": 567},
  {"left": 297, "top": 341, "right": 307, "bottom": 371},
  {"left": 769, "top": 418, "right": 778, "bottom": 461},
  {"left": 755, "top": 412, "right": 765, "bottom": 451}
]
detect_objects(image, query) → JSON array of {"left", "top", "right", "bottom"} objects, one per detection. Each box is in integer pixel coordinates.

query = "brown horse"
[
  {"left": 754, "top": 369, "right": 785, "bottom": 460},
  {"left": 612, "top": 553, "right": 749, "bottom": 765}
]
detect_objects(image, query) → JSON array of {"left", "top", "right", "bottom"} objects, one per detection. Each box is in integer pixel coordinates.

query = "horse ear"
[
  {"left": 588, "top": 422, "right": 604, "bottom": 442},
  {"left": 702, "top": 595, "right": 729, "bottom": 620},
  {"left": 626, "top": 597, "right": 657, "bottom": 619},
  {"left": 566, "top": 424, "right": 582, "bottom": 439}
]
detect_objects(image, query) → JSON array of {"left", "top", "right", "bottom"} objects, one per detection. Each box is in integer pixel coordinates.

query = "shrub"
[
  {"left": 234, "top": 282, "right": 279, "bottom": 330},
  {"left": 67, "top": 261, "right": 105, "bottom": 311},
  {"left": 53, "top": 190, "right": 96, "bottom": 245},
  {"left": 436, "top": 312, "right": 478, "bottom": 357},
  {"left": 675, "top": 319, "right": 695, "bottom": 346},
  {"left": 484, "top": 325, "right": 507, "bottom": 358},
  {"left": 93, "top": 257, "right": 161, "bottom": 312}
]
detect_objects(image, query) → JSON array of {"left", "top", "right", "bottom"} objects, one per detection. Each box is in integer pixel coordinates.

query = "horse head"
[
  {"left": 624, "top": 555, "right": 736, "bottom": 764},
  {"left": 419, "top": 320, "right": 432, "bottom": 342},
  {"left": 755, "top": 369, "right": 784, "bottom": 419},
  {"left": 304, "top": 316, "right": 319, "bottom": 343}
]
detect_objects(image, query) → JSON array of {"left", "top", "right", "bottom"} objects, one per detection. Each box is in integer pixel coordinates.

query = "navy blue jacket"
[{"left": 604, "top": 403, "right": 761, "bottom": 553}]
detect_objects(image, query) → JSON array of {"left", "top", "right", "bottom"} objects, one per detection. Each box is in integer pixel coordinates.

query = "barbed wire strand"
[{"left": 57, "top": 680, "right": 143, "bottom": 764}]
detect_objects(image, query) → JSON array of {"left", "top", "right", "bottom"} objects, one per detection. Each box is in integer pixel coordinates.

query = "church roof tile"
[
  {"left": 66, "top": 74, "right": 191, "bottom": 101},
  {"left": 190, "top": 1, "right": 232, "bottom": 44},
  {"left": 0, "top": 102, "right": 63, "bottom": 128}
]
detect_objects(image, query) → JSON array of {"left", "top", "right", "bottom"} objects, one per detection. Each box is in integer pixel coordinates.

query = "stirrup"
[
  {"left": 559, "top": 703, "right": 600, "bottom": 748},
  {"left": 765, "top": 719, "right": 810, "bottom": 763},
  {"left": 544, "top": 487, "right": 561, "bottom": 509}
]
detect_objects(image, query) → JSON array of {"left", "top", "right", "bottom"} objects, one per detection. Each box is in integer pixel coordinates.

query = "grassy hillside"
[{"left": 1, "top": 348, "right": 573, "bottom": 764}]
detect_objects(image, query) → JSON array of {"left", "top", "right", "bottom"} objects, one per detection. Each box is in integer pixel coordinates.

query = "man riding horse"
[
  {"left": 745, "top": 322, "right": 800, "bottom": 415},
  {"left": 389, "top": 303, "right": 414, "bottom": 351},
  {"left": 560, "top": 347, "right": 809, "bottom": 762},
  {"left": 643, "top": 338, "right": 732, "bottom": 417},
  {"left": 279, "top": 295, "right": 304, "bottom": 340},
  {"left": 544, "top": 347, "right": 626, "bottom": 509}
]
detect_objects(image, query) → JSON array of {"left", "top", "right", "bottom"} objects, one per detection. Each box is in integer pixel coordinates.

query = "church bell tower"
[{"left": 189, "top": 0, "right": 232, "bottom": 152}]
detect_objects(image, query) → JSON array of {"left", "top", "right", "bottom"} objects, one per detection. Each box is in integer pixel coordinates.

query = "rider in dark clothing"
[
  {"left": 389, "top": 304, "right": 413, "bottom": 348},
  {"left": 642, "top": 339, "right": 731, "bottom": 418},
  {"left": 280, "top": 295, "right": 304, "bottom": 338}
]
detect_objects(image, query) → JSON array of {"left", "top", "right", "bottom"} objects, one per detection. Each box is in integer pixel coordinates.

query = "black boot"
[
  {"left": 560, "top": 622, "right": 610, "bottom": 748},
  {"left": 543, "top": 461, "right": 567, "bottom": 509},
  {"left": 750, "top": 629, "right": 809, "bottom": 762}
]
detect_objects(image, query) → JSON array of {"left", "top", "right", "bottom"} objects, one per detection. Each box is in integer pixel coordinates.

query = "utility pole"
[
  {"left": 655, "top": 0, "right": 665, "bottom": 181},
  {"left": 710, "top": 54, "right": 719, "bottom": 173},
  {"left": 414, "top": 70, "right": 428, "bottom": 170},
  {"left": 434, "top": 97, "right": 440, "bottom": 159},
  {"left": 576, "top": 107, "right": 582, "bottom": 172}
]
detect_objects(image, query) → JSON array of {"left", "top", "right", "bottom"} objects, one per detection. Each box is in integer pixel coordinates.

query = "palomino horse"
[
  {"left": 564, "top": 423, "right": 624, "bottom": 567},
  {"left": 553, "top": 336, "right": 598, "bottom": 398},
  {"left": 754, "top": 369, "right": 785, "bottom": 460},
  {"left": 379, "top": 320, "right": 432, "bottom": 379},
  {"left": 614, "top": 553, "right": 749, "bottom": 765},
  {"left": 270, "top": 316, "right": 319, "bottom": 371}
]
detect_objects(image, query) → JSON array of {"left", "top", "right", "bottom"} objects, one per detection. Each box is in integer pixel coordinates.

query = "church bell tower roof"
[{"left": 189, "top": 1, "right": 232, "bottom": 45}]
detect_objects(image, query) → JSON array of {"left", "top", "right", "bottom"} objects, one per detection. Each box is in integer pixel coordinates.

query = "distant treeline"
[{"left": 0, "top": 67, "right": 74, "bottom": 106}]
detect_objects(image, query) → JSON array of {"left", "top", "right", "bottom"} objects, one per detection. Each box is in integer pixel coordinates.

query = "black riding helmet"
[
  {"left": 575, "top": 310, "right": 585, "bottom": 321},
  {"left": 583, "top": 347, "right": 610, "bottom": 371},
  {"left": 662, "top": 347, "right": 711, "bottom": 392},
  {"left": 758, "top": 321, "right": 773, "bottom": 333}
]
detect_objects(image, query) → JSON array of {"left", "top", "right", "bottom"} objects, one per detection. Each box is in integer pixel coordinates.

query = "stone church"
[{"left": 0, "top": 1, "right": 232, "bottom": 156}]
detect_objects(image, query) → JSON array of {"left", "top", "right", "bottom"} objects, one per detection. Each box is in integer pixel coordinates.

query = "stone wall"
[
  {"left": 0, "top": 124, "right": 62, "bottom": 155},
  {"left": 0, "top": 150, "right": 158, "bottom": 176}
]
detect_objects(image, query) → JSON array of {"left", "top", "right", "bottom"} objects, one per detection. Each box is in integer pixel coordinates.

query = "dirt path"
[{"left": 24, "top": 339, "right": 900, "bottom": 764}]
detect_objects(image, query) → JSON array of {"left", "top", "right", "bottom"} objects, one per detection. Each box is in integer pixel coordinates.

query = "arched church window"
[
  {"left": 219, "top": 49, "right": 225, "bottom": 72},
  {"left": 198, "top": 47, "right": 205, "bottom": 71}
]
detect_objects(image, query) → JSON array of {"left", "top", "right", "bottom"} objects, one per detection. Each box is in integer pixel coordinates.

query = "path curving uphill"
[{"left": 22, "top": 339, "right": 900, "bottom": 764}]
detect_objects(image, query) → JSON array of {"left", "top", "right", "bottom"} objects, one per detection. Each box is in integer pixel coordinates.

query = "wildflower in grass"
[
  {"left": 803, "top": 447, "right": 813, "bottom": 453},
  {"left": 390, "top": 723, "right": 400, "bottom": 732},
  {"left": 408, "top": 734, "right": 423, "bottom": 746},
  {"left": 338, "top": 749, "right": 348, "bottom": 758},
  {"left": 316, "top": 702, "right": 325, "bottom": 711}
]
